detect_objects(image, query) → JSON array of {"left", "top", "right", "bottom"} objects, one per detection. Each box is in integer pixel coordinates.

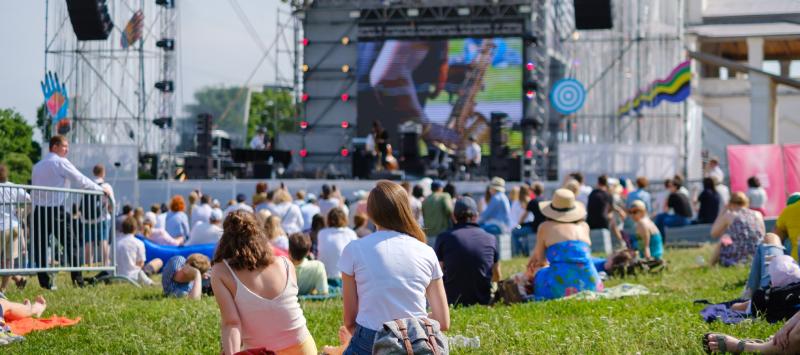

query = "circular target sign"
[{"left": 550, "top": 78, "right": 586, "bottom": 115}]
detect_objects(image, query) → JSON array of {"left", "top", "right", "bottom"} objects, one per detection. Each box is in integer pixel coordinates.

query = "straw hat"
[
  {"left": 489, "top": 177, "right": 506, "bottom": 193},
  {"left": 539, "top": 188, "right": 586, "bottom": 223}
]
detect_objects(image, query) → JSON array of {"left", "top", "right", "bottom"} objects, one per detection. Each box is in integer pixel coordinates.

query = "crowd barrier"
[{"left": 0, "top": 183, "right": 116, "bottom": 277}]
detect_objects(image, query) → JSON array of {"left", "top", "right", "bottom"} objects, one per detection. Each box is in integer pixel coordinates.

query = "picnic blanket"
[
  {"left": 699, "top": 300, "right": 750, "bottom": 325},
  {"left": 6, "top": 316, "right": 81, "bottom": 335},
  {"left": 560, "top": 283, "right": 651, "bottom": 301}
]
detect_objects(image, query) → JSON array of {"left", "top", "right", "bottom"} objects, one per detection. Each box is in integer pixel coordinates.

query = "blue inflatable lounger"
[{"left": 136, "top": 235, "right": 217, "bottom": 267}]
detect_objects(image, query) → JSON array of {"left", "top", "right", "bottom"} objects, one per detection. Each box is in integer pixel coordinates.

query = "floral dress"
[
  {"left": 533, "top": 240, "right": 603, "bottom": 300},
  {"left": 720, "top": 208, "right": 763, "bottom": 267}
]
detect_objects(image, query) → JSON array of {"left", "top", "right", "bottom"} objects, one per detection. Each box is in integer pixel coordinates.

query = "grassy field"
[{"left": 4, "top": 246, "right": 784, "bottom": 354}]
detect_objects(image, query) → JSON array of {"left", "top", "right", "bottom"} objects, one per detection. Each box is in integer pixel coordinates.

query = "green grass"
[{"left": 4, "top": 246, "right": 784, "bottom": 354}]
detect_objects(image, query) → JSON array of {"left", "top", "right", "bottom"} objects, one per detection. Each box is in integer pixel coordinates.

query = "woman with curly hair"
[{"left": 211, "top": 210, "right": 316, "bottom": 355}]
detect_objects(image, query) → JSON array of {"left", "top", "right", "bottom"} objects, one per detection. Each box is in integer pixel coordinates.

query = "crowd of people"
[{"left": 3, "top": 135, "right": 800, "bottom": 353}]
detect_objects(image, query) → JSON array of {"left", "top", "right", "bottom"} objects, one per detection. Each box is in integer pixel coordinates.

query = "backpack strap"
[
  {"left": 421, "top": 318, "right": 440, "bottom": 355},
  {"left": 394, "top": 319, "right": 414, "bottom": 355}
]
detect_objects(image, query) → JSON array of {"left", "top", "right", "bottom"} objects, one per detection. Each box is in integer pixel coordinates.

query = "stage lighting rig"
[
  {"left": 156, "top": 38, "right": 175, "bottom": 51},
  {"left": 155, "top": 80, "right": 174, "bottom": 93}
]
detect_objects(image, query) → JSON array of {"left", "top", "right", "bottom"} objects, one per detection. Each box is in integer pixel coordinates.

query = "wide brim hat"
[
  {"left": 490, "top": 177, "right": 506, "bottom": 192},
  {"left": 539, "top": 188, "right": 586, "bottom": 223}
]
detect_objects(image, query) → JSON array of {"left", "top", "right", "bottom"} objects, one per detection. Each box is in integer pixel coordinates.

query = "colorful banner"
[
  {"left": 783, "top": 144, "right": 800, "bottom": 195},
  {"left": 121, "top": 10, "right": 144, "bottom": 49},
  {"left": 727, "top": 145, "right": 786, "bottom": 217},
  {"left": 618, "top": 60, "right": 691, "bottom": 117},
  {"left": 40, "top": 71, "right": 69, "bottom": 123}
]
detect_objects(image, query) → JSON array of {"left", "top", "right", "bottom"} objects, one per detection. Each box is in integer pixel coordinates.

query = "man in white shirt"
[
  {"left": 186, "top": 209, "right": 223, "bottom": 246},
  {"left": 30, "top": 135, "right": 111, "bottom": 290},
  {"left": 116, "top": 216, "right": 154, "bottom": 286},
  {"left": 224, "top": 194, "right": 254, "bottom": 215},
  {"left": 190, "top": 194, "right": 213, "bottom": 228},
  {"left": 249, "top": 128, "right": 266, "bottom": 150}
]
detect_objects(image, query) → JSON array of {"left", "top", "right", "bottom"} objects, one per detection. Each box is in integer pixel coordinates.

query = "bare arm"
[
  {"left": 425, "top": 278, "right": 450, "bottom": 331},
  {"left": 211, "top": 266, "right": 242, "bottom": 355},
  {"left": 638, "top": 223, "right": 651, "bottom": 259},
  {"left": 341, "top": 273, "right": 358, "bottom": 335},
  {"left": 492, "top": 262, "right": 501, "bottom": 282},
  {"left": 710, "top": 211, "right": 730, "bottom": 238},
  {"left": 525, "top": 225, "right": 549, "bottom": 278}
]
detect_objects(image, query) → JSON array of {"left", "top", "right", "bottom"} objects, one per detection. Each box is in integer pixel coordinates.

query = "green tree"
[
  {"left": 247, "top": 88, "right": 298, "bottom": 141},
  {"left": 0, "top": 108, "right": 40, "bottom": 183}
]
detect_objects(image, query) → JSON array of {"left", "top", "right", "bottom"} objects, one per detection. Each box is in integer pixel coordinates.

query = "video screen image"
[{"left": 357, "top": 37, "right": 522, "bottom": 149}]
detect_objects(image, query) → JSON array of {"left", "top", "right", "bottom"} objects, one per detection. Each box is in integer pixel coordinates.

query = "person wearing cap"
[
  {"left": 523, "top": 188, "right": 603, "bottom": 300},
  {"left": 422, "top": 180, "right": 454, "bottom": 239},
  {"left": 224, "top": 193, "right": 254, "bottom": 216},
  {"left": 249, "top": 127, "right": 267, "bottom": 150},
  {"left": 186, "top": 208, "right": 224, "bottom": 246},
  {"left": 478, "top": 177, "right": 512, "bottom": 233},
  {"left": 629, "top": 200, "right": 663, "bottom": 260},
  {"left": 433, "top": 196, "right": 500, "bottom": 306},
  {"left": 776, "top": 192, "right": 800, "bottom": 261}
]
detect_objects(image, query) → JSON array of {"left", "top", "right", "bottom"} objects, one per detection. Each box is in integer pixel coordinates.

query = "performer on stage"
[
  {"left": 464, "top": 136, "right": 482, "bottom": 179},
  {"left": 249, "top": 127, "right": 266, "bottom": 150}
]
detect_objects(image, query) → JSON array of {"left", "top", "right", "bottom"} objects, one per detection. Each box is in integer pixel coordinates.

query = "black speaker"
[
  {"left": 66, "top": 0, "right": 114, "bottom": 41},
  {"left": 184, "top": 156, "right": 213, "bottom": 179},
  {"left": 253, "top": 162, "right": 272, "bottom": 179},
  {"left": 489, "top": 112, "right": 508, "bottom": 179},
  {"left": 196, "top": 113, "right": 213, "bottom": 156},
  {"left": 574, "top": 0, "right": 613, "bottom": 30},
  {"left": 351, "top": 145, "right": 372, "bottom": 180}
]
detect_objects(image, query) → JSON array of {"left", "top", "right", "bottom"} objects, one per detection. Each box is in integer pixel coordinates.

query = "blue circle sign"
[{"left": 550, "top": 78, "right": 586, "bottom": 115}]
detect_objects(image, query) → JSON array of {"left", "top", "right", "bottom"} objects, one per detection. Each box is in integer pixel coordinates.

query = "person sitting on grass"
[
  {"left": 288, "top": 233, "right": 328, "bottom": 296},
  {"left": 710, "top": 192, "right": 765, "bottom": 267},
  {"left": 142, "top": 215, "right": 184, "bottom": 246},
  {"left": 161, "top": 253, "right": 211, "bottom": 300},
  {"left": 629, "top": 200, "right": 663, "bottom": 260},
  {"left": 776, "top": 192, "right": 800, "bottom": 261},
  {"left": 742, "top": 233, "right": 785, "bottom": 299},
  {"left": 352, "top": 214, "right": 371, "bottom": 238},
  {"left": 317, "top": 207, "right": 358, "bottom": 288},
  {"left": 434, "top": 196, "right": 500, "bottom": 306},
  {"left": 211, "top": 210, "right": 317, "bottom": 354},
  {"left": 265, "top": 215, "right": 290, "bottom": 253},
  {"left": 116, "top": 217, "right": 155, "bottom": 286}
]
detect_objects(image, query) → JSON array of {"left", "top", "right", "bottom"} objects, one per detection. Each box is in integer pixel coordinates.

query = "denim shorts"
[{"left": 343, "top": 324, "right": 378, "bottom": 355}]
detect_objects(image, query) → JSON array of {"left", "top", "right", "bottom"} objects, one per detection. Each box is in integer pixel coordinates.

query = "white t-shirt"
[
  {"left": 300, "top": 203, "right": 321, "bottom": 231},
  {"left": 116, "top": 234, "right": 145, "bottom": 280},
  {"left": 156, "top": 212, "right": 167, "bottom": 229},
  {"left": 186, "top": 222, "right": 223, "bottom": 246},
  {"left": 576, "top": 184, "right": 592, "bottom": 207},
  {"left": 268, "top": 202, "right": 304, "bottom": 235},
  {"left": 249, "top": 135, "right": 266, "bottom": 150},
  {"left": 465, "top": 142, "right": 482, "bottom": 165},
  {"left": 318, "top": 198, "right": 341, "bottom": 218},
  {"left": 191, "top": 203, "right": 213, "bottom": 227},
  {"left": 510, "top": 200, "right": 524, "bottom": 228},
  {"left": 338, "top": 230, "right": 443, "bottom": 331},
  {"left": 317, "top": 227, "right": 358, "bottom": 279},
  {"left": 224, "top": 203, "right": 254, "bottom": 216}
]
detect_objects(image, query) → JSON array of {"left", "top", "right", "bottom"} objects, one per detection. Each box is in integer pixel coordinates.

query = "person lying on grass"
[
  {"left": 0, "top": 295, "right": 46, "bottom": 321},
  {"left": 211, "top": 210, "right": 316, "bottom": 355},
  {"left": 704, "top": 309, "right": 800, "bottom": 353},
  {"left": 161, "top": 253, "right": 210, "bottom": 300}
]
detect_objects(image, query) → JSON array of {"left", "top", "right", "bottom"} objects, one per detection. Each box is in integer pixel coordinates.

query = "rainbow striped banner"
[{"left": 617, "top": 60, "right": 691, "bottom": 117}]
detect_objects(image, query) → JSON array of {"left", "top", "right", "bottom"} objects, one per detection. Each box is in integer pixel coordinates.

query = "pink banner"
[
  {"left": 727, "top": 145, "right": 786, "bottom": 217},
  {"left": 784, "top": 144, "right": 800, "bottom": 196}
]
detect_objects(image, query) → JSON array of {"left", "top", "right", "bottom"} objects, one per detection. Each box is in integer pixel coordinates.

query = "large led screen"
[{"left": 357, "top": 37, "right": 522, "bottom": 149}]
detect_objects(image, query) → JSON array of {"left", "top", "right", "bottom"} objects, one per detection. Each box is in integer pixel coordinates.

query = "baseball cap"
[
  {"left": 236, "top": 193, "right": 247, "bottom": 203},
  {"left": 431, "top": 180, "right": 444, "bottom": 191},
  {"left": 454, "top": 196, "right": 478, "bottom": 219},
  {"left": 788, "top": 192, "right": 800, "bottom": 206}
]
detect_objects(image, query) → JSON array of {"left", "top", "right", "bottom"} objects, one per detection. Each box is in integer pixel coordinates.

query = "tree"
[
  {"left": 0, "top": 108, "right": 40, "bottom": 183},
  {"left": 247, "top": 88, "right": 298, "bottom": 141}
]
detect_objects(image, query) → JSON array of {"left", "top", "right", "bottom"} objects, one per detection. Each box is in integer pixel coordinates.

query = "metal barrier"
[{"left": 0, "top": 183, "right": 115, "bottom": 278}]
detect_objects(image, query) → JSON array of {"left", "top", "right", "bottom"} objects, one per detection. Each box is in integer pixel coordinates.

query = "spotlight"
[
  {"left": 153, "top": 116, "right": 172, "bottom": 128},
  {"left": 457, "top": 7, "right": 470, "bottom": 16},
  {"left": 340, "top": 148, "right": 349, "bottom": 157},
  {"left": 302, "top": 64, "right": 309, "bottom": 72},
  {"left": 155, "top": 0, "right": 174, "bottom": 8},
  {"left": 341, "top": 64, "right": 350, "bottom": 73},
  {"left": 526, "top": 62, "right": 535, "bottom": 71},
  {"left": 299, "top": 148, "right": 308, "bottom": 157},
  {"left": 407, "top": 8, "right": 419, "bottom": 17},
  {"left": 525, "top": 150, "right": 534, "bottom": 159},
  {"left": 349, "top": 10, "right": 360, "bottom": 18},
  {"left": 572, "top": 31, "right": 581, "bottom": 41},
  {"left": 341, "top": 121, "right": 349, "bottom": 129},
  {"left": 341, "top": 36, "right": 350, "bottom": 45},
  {"left": 301, "top": 93, "right": 309, "bottom": 102},
  {"left": 341, "top": 93, "right": 350, "bottom": 101},
  {"left": 155, "top": 80, "right": 174, "bottom": 93},
  {"left": 526, "top": 90, "right": 535, "bottom": 99},
  {"left": 302, "top": 38, "right": 309, "bottom": 46},
  {"left": 156, "top": 38, "right": 175, "bottom": 51},
  {"left": 300, "top": 121, "right": 309, "bottom": 129}
]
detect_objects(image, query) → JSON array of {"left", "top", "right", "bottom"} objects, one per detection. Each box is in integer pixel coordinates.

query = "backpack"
[
  {"left": 373, "top": 317, "right": 448, "bottom": 355},
  {"left": 751, "top": 281, "right": 800, "bottom": 323}
]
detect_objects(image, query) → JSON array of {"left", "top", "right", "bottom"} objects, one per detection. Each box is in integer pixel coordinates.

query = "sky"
[{"left": 0, "top": 1, "right": 293, "bottom": 138}]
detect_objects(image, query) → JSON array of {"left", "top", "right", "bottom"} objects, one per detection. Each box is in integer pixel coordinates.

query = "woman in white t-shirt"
[
  {"left": 267, "top": 189, "right": 305, "bottom": 235},
  {"left": 335, "top": 180, "right": 449, "bottom": 354},
  {"left": 317, "top": 208, "right": 358, "bottom": 283}
]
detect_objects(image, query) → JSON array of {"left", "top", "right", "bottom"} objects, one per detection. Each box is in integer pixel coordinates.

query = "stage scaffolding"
[
  {"left": 560, "top": 0, "right": 685, "bottom": 146},
  {"left": 44, "top": 0, "right": 179, "bottom": 157}
]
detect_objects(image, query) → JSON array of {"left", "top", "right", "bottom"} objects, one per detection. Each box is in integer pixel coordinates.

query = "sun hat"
[
  {"left": 489, "top": 177, "right": 506, "bottom": 193},
  {"left": 788, "top": 192, "right": 800, "bottom": 206},
  {"left": 539, "top": 188, "right": 586, "bottom": 223}
]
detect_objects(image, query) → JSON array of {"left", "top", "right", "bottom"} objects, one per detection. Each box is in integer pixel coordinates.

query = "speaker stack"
[
  {"left": 65, "top": 0, "right": 114, "bottom": 41},
  {"left": 574, "top": 0, "right": 613, "bottom": 30}
]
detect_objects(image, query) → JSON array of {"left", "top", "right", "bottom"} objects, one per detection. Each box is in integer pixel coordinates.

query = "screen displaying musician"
[{"left": 357, "top": 37, "right": 522, "bottom": 151}]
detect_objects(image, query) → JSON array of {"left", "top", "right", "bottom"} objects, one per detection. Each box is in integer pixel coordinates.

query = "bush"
[{"left": 2, "top": 152, "right": 33, "bottom": 184}]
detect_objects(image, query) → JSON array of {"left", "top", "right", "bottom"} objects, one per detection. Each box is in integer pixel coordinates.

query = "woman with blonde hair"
[
  {"left": 334, "top": 180, "right": 449, "bottom": 354},
  {"left": 265, "top": 215, "right": 290, "bottom": 253},
  {"left": 211, "top": 211, "right": 316, "bottom": 354},
  {"left": 711, "top": 192, "right": 765, "bottom": 266},
  {"left": 268, "top": 188, "right": 304, "bottom": 235}
]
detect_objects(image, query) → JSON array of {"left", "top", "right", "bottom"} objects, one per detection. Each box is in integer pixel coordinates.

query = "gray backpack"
[{"left": 373, "top": 317, "right": 449, "bottom": 355}]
